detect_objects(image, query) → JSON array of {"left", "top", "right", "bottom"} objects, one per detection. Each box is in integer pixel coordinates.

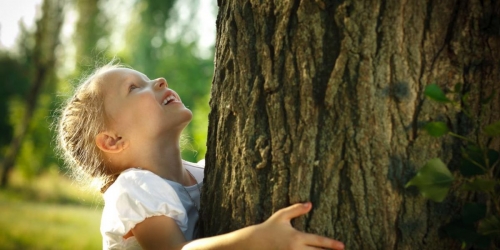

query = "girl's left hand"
[{"left": 248, "top": 202, "right": 345, "bottom": 250}]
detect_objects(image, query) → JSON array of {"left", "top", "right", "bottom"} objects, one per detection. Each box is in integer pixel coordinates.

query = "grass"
[
  {"left": 3, "top": 168, "right": 103, "bottom": 207},
  {"left": 0, "top": 169, "right": 103, "bottom": 249}
]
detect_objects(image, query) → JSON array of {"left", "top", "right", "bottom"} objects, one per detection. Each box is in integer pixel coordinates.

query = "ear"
[{"left": 95, "top": 131, "right": 128, "bottom": 154}]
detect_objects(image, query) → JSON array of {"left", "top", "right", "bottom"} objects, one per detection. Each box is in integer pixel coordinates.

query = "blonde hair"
[{"left": 56, "top": 61, "right": 124, "bottom": 193}]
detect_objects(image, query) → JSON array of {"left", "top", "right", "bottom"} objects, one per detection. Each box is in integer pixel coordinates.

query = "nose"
[{"left": 154, "top": 78, "right": 168, "bottom": 89}]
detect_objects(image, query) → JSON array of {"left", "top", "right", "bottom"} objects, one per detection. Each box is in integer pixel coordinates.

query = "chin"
[
  {"left": 161, "top": 110, "right": 193, "bottom": 136},
  {"left": 179, "top": 108, "right": 193, "bottom": 125}
]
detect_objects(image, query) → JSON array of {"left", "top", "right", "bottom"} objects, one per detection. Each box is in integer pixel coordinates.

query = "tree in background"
[
  {"left": 201, "top": 1, "right": 499, "bottom": 248},
  {"left": 0, "top": 55, "right": 31, "bottom": 154},
  {"left": 0, "top": 0, "right": 110, "bottom": 186},
  {"left": 73, "top": 0, "right": 111, "bottom": 71},
  {"left": 0, "top": 0, "right": 64, "bottom": 187},
  {"left": 121, "top": 0, "right": 176, "bottom": 70}
]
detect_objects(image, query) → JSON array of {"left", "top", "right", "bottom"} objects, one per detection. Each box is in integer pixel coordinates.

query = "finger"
[
  {"left": 302, "top": 246, "right": 332, "bottom": 250},
  {"left": 303, "top": 233, "right": 345, "bottom": 250},
  {"left": 272, "top": 202, "right": 312, "bottom": 221}
]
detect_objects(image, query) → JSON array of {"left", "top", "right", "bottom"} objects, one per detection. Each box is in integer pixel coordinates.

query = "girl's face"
[{"left": 99, "top": 68, "right": 192, "bottom": 141}]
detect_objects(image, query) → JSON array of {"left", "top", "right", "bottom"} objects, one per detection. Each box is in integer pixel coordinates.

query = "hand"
[
  {"left": 250, "top": 202, "right": 345, "bottom": 250},
  {"left": 182, "top": 202, "right": 345, "bottom": 250}
]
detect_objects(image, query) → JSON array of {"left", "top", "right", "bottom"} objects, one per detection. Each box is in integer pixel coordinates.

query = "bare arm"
[
  {"left": 131, "top": 215, "right": 187, "bottom": 249},
  {"left": 132, "top": 202, "right": 345, "bottom": 250}
]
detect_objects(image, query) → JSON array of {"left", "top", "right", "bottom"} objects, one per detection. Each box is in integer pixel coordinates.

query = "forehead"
[
  {"left": 100, "top": 68, "right": 147, "bottom": 84},
  {"left": 97, "top": 68, "right": 147, "bottom": 91}
]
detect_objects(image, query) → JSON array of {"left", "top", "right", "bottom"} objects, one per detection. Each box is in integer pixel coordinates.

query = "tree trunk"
[
  {"left": 201, "top": 0, "right": 500, "bottom": 249},
  {"left": 0, "top": 0, "right": 63, "bottom": 187},
  {"left": 74, "top": 0, "right": 109, "bottom": 68}
]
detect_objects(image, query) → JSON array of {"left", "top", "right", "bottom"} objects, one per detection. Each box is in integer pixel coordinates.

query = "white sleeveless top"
[{"left": 100, "top": 160, "right": 204, "bottom": 249}]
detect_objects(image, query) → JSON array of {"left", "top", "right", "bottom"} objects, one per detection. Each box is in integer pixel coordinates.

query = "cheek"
[
  {"left": 105, "top": 104, "right": 142, "bottom": 131},
  {"left": 106, "top": 94, "right": 163, "bottom": 132},
  {"left": 128, "top": 104, "right": 157, "bottom": 123},
  {"left": 128, "top": 99, "right": 163, "bottom": 125}
]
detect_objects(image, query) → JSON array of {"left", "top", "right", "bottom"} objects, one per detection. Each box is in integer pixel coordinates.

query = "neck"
[
  {"left": 126, "top": 136, "right": 190, "bottom": 185},
  {"left": 152, "top": 143, "right": 184, "bottom": 181}
]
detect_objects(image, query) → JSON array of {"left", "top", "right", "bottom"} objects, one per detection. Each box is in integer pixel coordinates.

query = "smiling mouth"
[{"left": 162, "top": 95, "right": 178, "bottom": 105}]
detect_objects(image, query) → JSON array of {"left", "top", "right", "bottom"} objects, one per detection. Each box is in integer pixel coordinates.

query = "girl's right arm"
[{"left": 132, "top": 202, "right": 345, "bottom": 250}]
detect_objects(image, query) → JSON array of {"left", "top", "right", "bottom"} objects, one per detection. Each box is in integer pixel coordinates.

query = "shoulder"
[
  {"left": 182, "top": 160, "right": 204, "bottom": 183},
  {"left": 183, "top": 159, "right": 205, "bottom": 169},
  {"left": 103, "top": 168, "right": 183, "bottom": 207},
  {"left": 113, "top": 168, "right": 155, "bottom": 185},
  {"left": 101, "top": 168, "right": 188, "bottom": 238},
  {"left": 105, "top": 168, "right": 170, "bottom": 198}
]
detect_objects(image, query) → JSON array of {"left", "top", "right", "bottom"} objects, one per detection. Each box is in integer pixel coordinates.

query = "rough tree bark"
[{"left": 201, "top": 0, "right": 500, "bottom": 249}]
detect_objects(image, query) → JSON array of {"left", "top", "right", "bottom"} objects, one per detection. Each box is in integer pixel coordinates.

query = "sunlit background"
[{"left": 0, "top": 0, "right": 216, "bottom": 248}]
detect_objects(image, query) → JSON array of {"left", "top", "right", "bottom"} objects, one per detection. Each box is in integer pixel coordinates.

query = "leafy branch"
[{"left": 406, "top": 83, "right": 500, "bottom": 249}]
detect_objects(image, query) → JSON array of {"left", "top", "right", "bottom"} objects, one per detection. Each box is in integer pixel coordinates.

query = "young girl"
[{"left": 57, "top": 62, "right": 345, "bottom": 250}]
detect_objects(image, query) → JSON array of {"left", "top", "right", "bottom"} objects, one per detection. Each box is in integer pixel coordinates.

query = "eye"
[{"left": 128, "top": 84, "right": 139, "bottom": 92}]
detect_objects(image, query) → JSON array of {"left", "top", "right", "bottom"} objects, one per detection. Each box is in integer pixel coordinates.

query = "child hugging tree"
[{"left": 56, "top": 61, "right": 344, "bottom": 250}]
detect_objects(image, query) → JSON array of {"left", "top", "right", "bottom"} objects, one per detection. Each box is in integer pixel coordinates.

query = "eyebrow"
[
  {"left": 134, "top": 71, "right": 150, "bottom": 81},
  {"left": 140, "top": 73, "right": 150, "bottom": 80},
  {"left": 125, "top": 71, "right": 146, "bottom": 81}
]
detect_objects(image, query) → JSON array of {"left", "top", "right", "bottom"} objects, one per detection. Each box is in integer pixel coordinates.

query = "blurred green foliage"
[
  {"left": 0, "top": 0, "right": 214, "bottom": 184},
  {"left": 0, "top": 54, "right": 31, "bottom": 148}
]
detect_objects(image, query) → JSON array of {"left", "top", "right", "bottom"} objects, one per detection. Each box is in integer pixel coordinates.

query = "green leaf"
[
  {"left": 424, "top": 122, "right": 449, "bottom": 137},
  {"left": 478, "top": 215, "right": 500, "bottom": 238},
  {"left": 461, "top": 203, "right": 486, "bottom": 224},
  {"left": 484, "top": 120, "right": 500, "bottom": 136},
  {"left": 481, "top": 90, "right": 496, "bottom": 105},
  {"left": 460, "top": 178, "right": 496, "bottom": 192},
  {"left": 443, "top": 220, "right": 475, "bottom": 242},
  {"left": 459, "top": 146, "right": 498, "bottom": 177},
  {"left": 424, "top": 84, "right": 451, "bottom": 103},
  {"left": 443, "top": 219, "right": 490, "bottom": 247},
  {"left": 405, "top": 158, "right": 454, "bottom": 202},
  {"left": 488, "top": 149, "right": 500, "bottom": 167}
]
